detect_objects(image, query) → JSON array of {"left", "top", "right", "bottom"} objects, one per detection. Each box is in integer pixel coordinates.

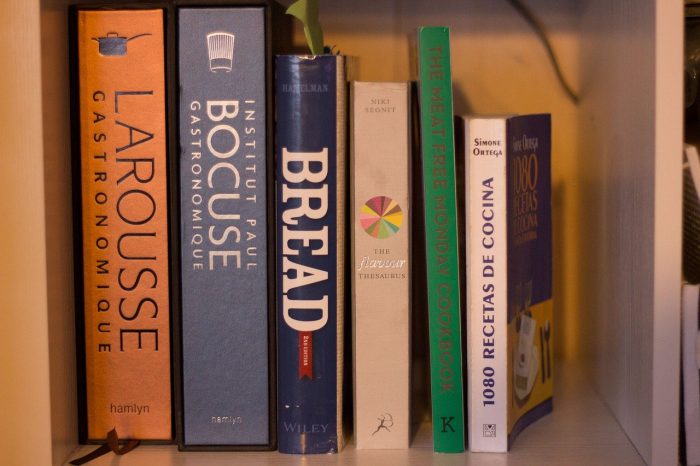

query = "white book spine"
[
  {"left": 351, "top": 81, "right": 411, "bottom": 449},
  {"left": 466, "top": 117, "right": 508, "bottom": 452}
]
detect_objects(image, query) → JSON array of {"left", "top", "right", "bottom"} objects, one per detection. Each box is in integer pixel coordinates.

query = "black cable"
[{"left": 505, "top": 0, "right": 580, "bottom": 104}]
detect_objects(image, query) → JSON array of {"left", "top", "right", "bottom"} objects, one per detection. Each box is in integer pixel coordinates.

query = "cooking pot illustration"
[{"left": 92, "top": 32, "right": 151, "bottom": 56}]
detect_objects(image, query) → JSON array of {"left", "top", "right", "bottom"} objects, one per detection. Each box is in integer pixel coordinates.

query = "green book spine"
[{"left": 417, "top": 26, "right": 465, "bottom": 453}]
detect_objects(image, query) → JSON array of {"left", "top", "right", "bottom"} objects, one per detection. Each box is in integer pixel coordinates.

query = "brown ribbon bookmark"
[{"left": 69, "top": 428, "right": 140, "bottom": 465}]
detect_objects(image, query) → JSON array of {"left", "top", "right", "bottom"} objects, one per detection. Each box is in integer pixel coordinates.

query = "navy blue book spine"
[
  {"left": 275, "top": 55, "right": 345, "bottom": 454},
  {"left": 178, "top": 7, "right": 270, "bottom": 447}
]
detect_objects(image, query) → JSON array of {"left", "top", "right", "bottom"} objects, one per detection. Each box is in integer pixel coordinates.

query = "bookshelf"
[{"left": 0, "top": 0, "right": 681, "bottom": 465}]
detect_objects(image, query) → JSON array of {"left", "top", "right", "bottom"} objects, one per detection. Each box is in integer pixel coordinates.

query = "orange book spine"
[{"left": 77, "top": 9, "right": 171, "bottom": 441}]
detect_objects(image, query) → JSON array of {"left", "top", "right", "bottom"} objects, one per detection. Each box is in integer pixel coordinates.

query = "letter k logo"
[{"left": 440, "top": 416, "right": 455, "bottom": 433}]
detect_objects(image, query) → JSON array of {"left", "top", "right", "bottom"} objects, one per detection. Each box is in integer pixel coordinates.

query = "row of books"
[{"left": 70, "top": 3, "right": 552, "bottom": 457}]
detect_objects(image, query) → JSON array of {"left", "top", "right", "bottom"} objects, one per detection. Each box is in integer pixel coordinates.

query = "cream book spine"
[{"left": 351, "top": 81, "right": 411, "bottom": 449}]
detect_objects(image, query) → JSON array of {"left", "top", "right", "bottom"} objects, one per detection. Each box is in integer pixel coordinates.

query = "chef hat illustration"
[{"left": 207, "top": 32, "right": 235, "bottom": 72}]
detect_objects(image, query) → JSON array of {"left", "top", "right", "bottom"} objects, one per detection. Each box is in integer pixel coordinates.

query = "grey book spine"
[{"left": 178, "top": 7, "right": 270, "bottom": 447}]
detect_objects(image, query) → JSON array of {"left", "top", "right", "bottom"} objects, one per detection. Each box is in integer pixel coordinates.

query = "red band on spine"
[{"left": 299, "top": 332, "right": 312, "bottom": 379}]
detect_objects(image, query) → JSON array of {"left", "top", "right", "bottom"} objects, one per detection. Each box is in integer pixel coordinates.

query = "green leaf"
[{"left": 286, "top": 0, "right": 324, "bottom": 55}]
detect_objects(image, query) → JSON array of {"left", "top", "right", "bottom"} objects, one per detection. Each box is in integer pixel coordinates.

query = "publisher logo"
[
  {"left": 440, "top": 416, "right": 456, "bottom": 433},
  {"left": 483, "top": 423, "right": 496, "bottom": 438},
  {"left": 206, "top": 32, "right": 235, "bottom": 72},
  {"left": 360, "top": 196, "right": 403, "bottom": 239},
  {"left": 371, "top": 413, "right": 394, "bottom": 436}
]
